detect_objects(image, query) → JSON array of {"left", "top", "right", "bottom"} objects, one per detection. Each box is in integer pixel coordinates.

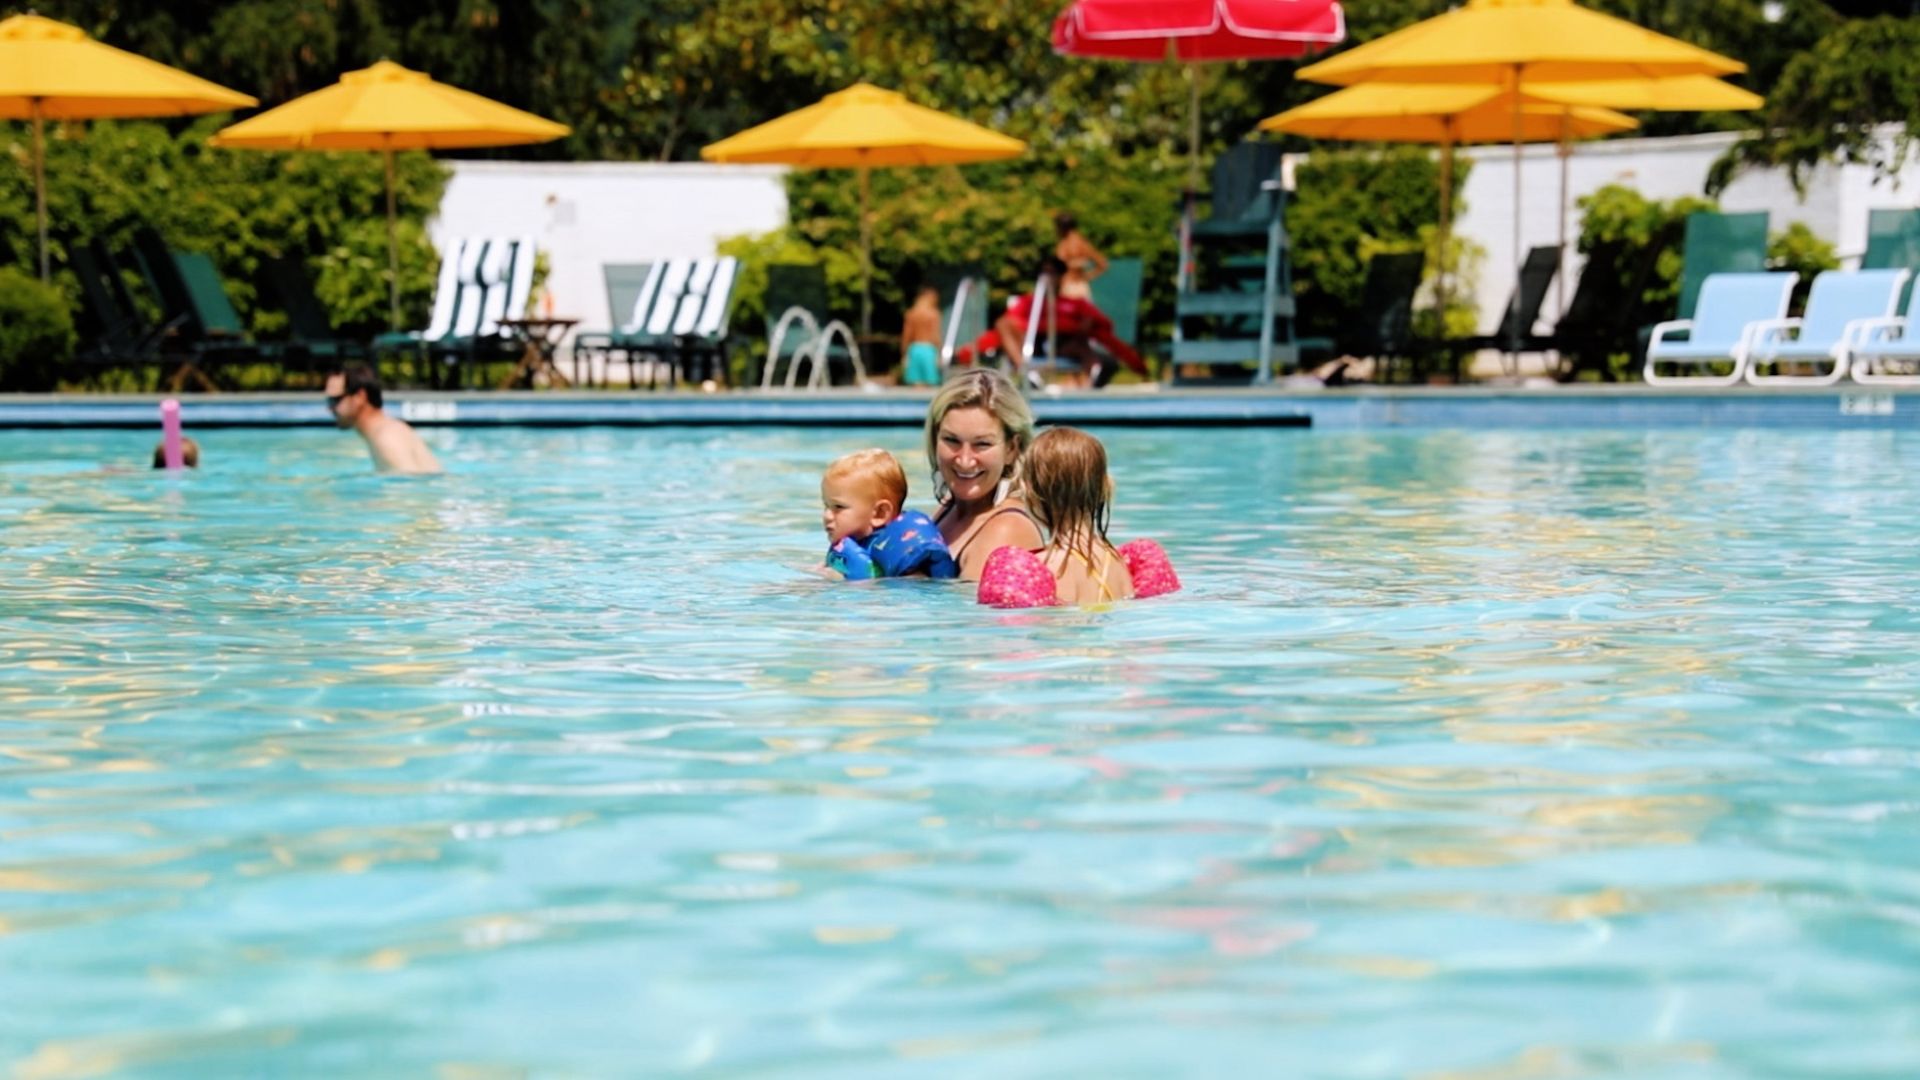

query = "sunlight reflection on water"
[{"left": 2, "top": 426, "right": 1919, "bottom": 1076}]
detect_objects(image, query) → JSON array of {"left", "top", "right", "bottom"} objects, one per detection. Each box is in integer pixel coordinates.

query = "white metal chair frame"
[
  {"left": 761, "top": 306, "right": 864, "bottom": 390},
  {"left": 1643, "top": 273, "right": 1798, "bottom": 387},
  {"left": 1745, "top": 269, "right": 1911, "bottom": 386}
]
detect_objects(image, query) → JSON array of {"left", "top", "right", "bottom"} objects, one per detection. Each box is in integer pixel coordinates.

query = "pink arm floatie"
[
  {"left": 977, "top": 546, "right": 1057, "bottom": 608},
  {"left": 1119, "top": 538, "right": 1181, "bottom": 599},
  {"left": 977, "top": 540, "right": 1182, "bottom": 608}
]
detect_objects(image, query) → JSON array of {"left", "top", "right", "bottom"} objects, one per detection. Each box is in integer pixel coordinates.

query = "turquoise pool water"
[{"left": 4, "top": 425, "right": 1919, "bottom": 1077}]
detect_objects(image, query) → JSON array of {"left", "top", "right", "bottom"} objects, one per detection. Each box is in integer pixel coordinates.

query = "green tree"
[{"left": 1710, "top": 16, "right": 1920, "bottom": 193}]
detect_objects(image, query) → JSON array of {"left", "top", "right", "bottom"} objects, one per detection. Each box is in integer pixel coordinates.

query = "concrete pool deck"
[{"left": 4, "top": 384, "right": 1919, "bottom": 430}]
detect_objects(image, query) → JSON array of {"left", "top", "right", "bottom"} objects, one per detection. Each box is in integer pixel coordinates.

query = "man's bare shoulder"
[{"left": 366, "top": 414, "right": 443, "bottom": 475}]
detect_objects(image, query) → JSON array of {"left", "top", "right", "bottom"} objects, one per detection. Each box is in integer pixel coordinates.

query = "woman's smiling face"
[{"left": 936, "top": 406, "right": 1013, "bottom": 505}]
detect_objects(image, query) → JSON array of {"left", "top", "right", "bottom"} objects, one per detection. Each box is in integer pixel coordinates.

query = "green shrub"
[
  {"left": 0, "top": 117, "right": 448, "bottom": 342},
  {"left": 0, "top": 267, "right": 77, "bottom": 391},
  {"left": 1289, "top": 146, "right": 1473, "bottom": 342},
  {"left": 1768, "top": 221, "right": 1840, "bottom": 313}
]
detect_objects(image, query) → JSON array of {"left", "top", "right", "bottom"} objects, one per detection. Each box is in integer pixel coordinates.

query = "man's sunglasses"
[{"left": 326, "top": 393, "right": 346, "bottom": 412}]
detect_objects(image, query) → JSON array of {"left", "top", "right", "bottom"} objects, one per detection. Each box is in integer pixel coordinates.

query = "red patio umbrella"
[
  {"left": 1053, "top": 0, "right": 1345, "bottom": 182},
  {"left": 1053, "top": 0, "right": 1346, "bottom": 295}
]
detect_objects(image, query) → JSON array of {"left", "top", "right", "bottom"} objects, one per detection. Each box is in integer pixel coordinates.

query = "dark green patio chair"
[
  {"left": 260, "top": 256, "right": 368, "bottom": 386},
  {"left": 130, "top": 231, "right": 264, "bottom": 391},
  {"left": 1454, "top": 244, "right": 1562, "bottom": 356},
  {"left": 69, "top": 241, "right": 168, "bottom": 389},
  {"left": 1301, "top": 250, "right": 1428, "bottom": 379},
  {"left": 1191, "top": 142, "right": 1286, "bottom": 240},
  {"left": 574, "top": 261, "right": 655, "bottom": 386}
]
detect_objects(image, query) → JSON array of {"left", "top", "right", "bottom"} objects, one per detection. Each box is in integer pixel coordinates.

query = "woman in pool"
[{"left": 925, "top": 368, "right": 1043, "bottom": 581}]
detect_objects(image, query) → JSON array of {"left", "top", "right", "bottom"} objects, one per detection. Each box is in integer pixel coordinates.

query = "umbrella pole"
[
  {"left": 859, "top": 164, "right": 872, "bottom": 339},
  {"left": 31, "top": 98, "right": 48, "bottom": 282},
  {"left": 1188, "top": 63, "right": 1202, "bottom": 192},
  {"left": 1509, "top": 65, "right": 1523, "bottom": 376},
  {"left": 384, "top": 145, "right": 400, "bottom": 332},
  {"left": 1437, "top": 128, "right": 1453, "bottom": 332},
  {"left": 1557, "top": 127, "right": 1571, "bottom": 318}
]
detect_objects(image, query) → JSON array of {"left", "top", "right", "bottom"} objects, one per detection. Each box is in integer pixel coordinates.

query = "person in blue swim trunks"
[
  {"left": 900, "top": 285, "right": 943, "bottom": 387},
  {"left": 821, "top": 448, "right": 957, "bottom": 580}
]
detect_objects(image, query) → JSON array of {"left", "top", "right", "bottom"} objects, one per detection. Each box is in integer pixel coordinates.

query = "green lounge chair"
[
  {"left": 372, "top": 238, "right": 476, "bottom": 383},
  {"left": 1862, "top": 208, "right": 1920, "bottom": 272},
  {"left": 1089, "top": 256, "right": 1144, "bottom": 354},
  {"left": 1299, "top": 250, "right": 1426, "bottom": 381},
  {"left": 260, "top": 256, "right": 368, "bottom": 385},
  {"left": 574, "top": 262, "right": 654, "bottom": 386},
  {"left": 1677, "top": 211, "right": 1769, "bottom": 322},
  {"left": 69, "top": 241, "right": 169, "bottom": 389},
  {"left": 132, "top": 230, "right": 261, "bottom": 391}
]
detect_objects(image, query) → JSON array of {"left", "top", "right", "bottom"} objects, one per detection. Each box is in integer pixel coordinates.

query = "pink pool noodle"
[{"left": 160, "top": 399, "right": 184, "bottom": 471}]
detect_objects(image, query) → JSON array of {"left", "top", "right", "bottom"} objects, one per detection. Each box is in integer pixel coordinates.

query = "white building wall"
[
  {"left": 1448, "top": 127, "right": 1920, "bottom": 347},
  {"left": 429, "top": 161, "right": 789, "bottom": 369}
]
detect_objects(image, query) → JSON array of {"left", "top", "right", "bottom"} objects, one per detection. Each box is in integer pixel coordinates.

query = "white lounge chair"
[
  {"left": 1644, "top": 271, "right": 1798, "bottom": 386},
  {"left": 1850, "top": 276, "right": 1920, "bottom": 385},
  {"left": 1745, "top": 269, "right": 1910, "bottom": 385}
]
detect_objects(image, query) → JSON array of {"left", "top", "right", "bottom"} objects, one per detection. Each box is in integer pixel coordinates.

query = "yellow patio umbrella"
[
  {"left": 1296, "top": 0, "right": 1746, "bottom": 366},
  {"left": 701, "top": 83, "right": 1027, "bottom": 336},
  {"left": 211, "top": 60, "right": 569, "bottom": 329},
  {"left": 1523, "top": 74, "right": 1762, "bottom": 112},
  {"left": 1262, "top": 83, "right": 1638, "bottom": 319},
  {"left": 0, "top": 13, "right": 256, "bottom": 280}
]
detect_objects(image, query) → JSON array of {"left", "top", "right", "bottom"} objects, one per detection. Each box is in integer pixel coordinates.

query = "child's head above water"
[
  {"left": 821, "top": 448, "right": 908, "bottom": 545},
  {"left": 1024, "top": 426, "right": 1114, "bottom": 558},
  {"left": 151, "top": 436, "right": 200, "bottom": 469}
]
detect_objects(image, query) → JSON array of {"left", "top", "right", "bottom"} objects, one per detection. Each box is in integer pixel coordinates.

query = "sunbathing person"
[{"left": 957, "top": 258, "right": 1146, "bottom": 387}]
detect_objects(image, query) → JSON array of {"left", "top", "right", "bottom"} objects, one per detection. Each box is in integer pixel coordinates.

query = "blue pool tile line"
[{"left": 3, "top": 387, "right": 1919, "bottom": 429}]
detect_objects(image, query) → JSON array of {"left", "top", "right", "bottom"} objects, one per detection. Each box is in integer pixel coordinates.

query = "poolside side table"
[{"left": 497, "top": 317, "right": 581, "bottom": 390}]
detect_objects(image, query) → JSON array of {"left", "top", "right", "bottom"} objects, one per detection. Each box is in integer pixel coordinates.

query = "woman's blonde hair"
[
  {"left": 923, "top": 368, "right": 1035, "bottom": 503},
  {"left": 1024, "top": 426, "right": 1114, "bottom": 567}
]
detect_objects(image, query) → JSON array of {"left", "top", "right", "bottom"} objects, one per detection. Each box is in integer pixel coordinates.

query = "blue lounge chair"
[
  {"left": 1644, "top": 272, "right": 1798, "bottom": 386},
  {"left": 1745, "top": 269, "right": 1911, "bottom": 385},
  {"left": 1850, "top": 276, "right": 1920, "bottom": 385}
]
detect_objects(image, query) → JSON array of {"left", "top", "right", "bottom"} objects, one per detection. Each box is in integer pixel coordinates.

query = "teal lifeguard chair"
[{"left": 1171, "top": 142, "right": 1298, "bottom": 384}]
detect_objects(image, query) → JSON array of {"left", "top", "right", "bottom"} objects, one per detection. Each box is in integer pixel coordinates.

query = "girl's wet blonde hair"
[
  {"left": 1023, "top": 426, "right": 1115, "bottom": 568},
  {"left": 923, "top": 368, "right": 1036, "bottom": 503}
]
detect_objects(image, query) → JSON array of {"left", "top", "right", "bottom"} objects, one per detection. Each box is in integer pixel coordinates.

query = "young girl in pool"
[
  {"left": 977, "top": 427, "right": 1181, "bottom": 608},
  {"left": 984, "top": 427, "right": 1133, "bottom": 605}
]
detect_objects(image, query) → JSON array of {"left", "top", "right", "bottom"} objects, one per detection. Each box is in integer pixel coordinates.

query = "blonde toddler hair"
[{"left": 826, "top": 448, "right": 908, "bottom": 512}]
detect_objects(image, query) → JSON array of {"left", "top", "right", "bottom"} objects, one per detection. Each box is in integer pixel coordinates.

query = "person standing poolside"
[
  {"left": 1054, "top": 211, "right": 1107, "bottom": 302},
  {"left": 325, "top": 363, "right": 442, "bottom": 475},
  {"left": 925, "top": 368, "right": 1042, "bottom": 580},
  {"left": 900, "top": 285, "right": 944, "bottom": 387}
]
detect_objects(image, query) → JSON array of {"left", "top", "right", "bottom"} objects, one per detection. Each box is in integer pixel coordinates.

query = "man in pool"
[{"left": 325, "top": 363, "right": 442, "bottom": 475}]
